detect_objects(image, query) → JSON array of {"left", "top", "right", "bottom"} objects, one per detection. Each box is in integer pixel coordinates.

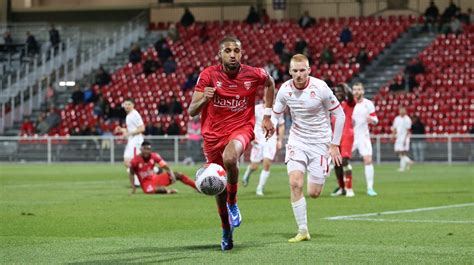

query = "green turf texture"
[{"left": 1, "top": 163, "right": 473, "bottom": 264}]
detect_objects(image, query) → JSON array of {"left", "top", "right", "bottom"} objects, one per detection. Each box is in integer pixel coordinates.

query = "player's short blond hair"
[
  {"left": 352, "top": 82, "right": 364, "bottom": 90},
  {"left": 290, "top": 54, "right": 309, "bottom": 64}
]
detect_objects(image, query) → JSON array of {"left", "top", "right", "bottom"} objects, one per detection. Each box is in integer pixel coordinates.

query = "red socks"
[
  {"left": 226, "top": 183, "right": 238, "bottom": 205},
  {"left": 218, "top": 206, "right": 230, "bottom": 230}
]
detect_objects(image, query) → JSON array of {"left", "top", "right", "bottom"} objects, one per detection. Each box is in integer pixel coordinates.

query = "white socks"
[
  {"left": 365, "top": 164, "right": 374, "bottom": 190},
  {"left": 243, "top": 165, "right": 255, "bottom": 180},
  {"left": 257, "top": 170, "right": 270, "bottom": 190},
  {"left": 400, "top": 156, "right": 407, "bottom": 170},
  {"left": 291, "top": 197, "right": 308, "bottom": 233}
]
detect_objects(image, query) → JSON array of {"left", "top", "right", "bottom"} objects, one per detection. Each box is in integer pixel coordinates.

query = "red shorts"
[
  {"left": 203, "top": 126, "right": 254, "bottom": 167},
  {"left": 141, "top": 172, "right": 172, "bottom": 194},
  {"left": 340, "top": 134, "right": 354, "bottom": 159}
]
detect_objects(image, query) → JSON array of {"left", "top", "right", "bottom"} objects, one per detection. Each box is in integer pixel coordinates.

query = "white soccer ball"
[{"left": 195, "top": 163, "right": 227, "bottom": 196}]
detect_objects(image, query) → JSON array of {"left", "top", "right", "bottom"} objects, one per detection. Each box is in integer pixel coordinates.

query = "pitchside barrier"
[{"left": 0, "top": 134, "right": 472, "bottom": 164}]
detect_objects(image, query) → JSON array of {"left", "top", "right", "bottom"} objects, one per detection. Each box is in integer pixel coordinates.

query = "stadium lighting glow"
[
  {"left": 66, "top": 81, "right": 76, "bottom": 86},
  {"left": 59, "top": 81, "right": 66, "bottom": 86}
]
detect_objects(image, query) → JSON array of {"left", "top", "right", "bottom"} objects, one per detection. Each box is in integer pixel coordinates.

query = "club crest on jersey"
[
  {"left": 216, "top": 81, "right": 222, "bottom": 88},
  {"left": 310, "top": 91, "right": 316, "bottom": 98},
  {"left": 288, "top": 92, "right": 292, "bottom": 97},
  {"left": 244, "top": 81, "right": 252, "bottom": 90}
]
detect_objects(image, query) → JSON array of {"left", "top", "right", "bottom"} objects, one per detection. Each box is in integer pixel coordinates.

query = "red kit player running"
[
  {"left": 331, "top": 83, "right": 356, "bottom": 197},
  {"left": 188, "top": 36, "right": 276, "bottom": 251},
  {"left": 128, "top": 141, "right": 197, "bottom": 195}
]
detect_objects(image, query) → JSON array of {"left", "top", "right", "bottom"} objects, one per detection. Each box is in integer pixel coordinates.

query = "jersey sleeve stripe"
[
  {"left": 329, "top": 104, "right": 341, "bottom": 112},
  {"left": 369, "top": 112, "right": 377, "bottom": 116}
]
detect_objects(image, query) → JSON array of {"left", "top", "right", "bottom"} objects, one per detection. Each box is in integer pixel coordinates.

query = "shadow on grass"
[{"left": 69, "top": 254, "right": 190, "bottom": 264}]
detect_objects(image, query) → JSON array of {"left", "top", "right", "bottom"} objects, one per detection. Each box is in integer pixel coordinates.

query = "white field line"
[
  {"left": 336, "top": 218, "right": 474, "bottom": 224},
  {"left": 325, "top": 202, "right": 474, "bottom": 221}
]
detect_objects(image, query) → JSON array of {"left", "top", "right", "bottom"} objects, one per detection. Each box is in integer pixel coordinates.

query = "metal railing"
[
  {"left": 0, "top": 134, "right": 472, "bottom": 164},
  {"left": 0, "top": 11, "right": 148, "bottom": 134}
]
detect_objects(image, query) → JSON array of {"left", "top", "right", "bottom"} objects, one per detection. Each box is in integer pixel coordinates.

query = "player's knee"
[
  {"left": 223, "top": 154, "right": 238, "bottom": 168},
  {"left": 289, "top": 179, "right": 303, "bottom": 191},
  {"left": 309, "top": 190, "right": 321, "bottom": 198},
  {"left": 250, "top": 163, "right": 259, "bottom": 170}
]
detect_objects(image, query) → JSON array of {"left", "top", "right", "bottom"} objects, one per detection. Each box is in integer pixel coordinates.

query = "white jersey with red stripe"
[
  {"left": 273, "top": 76, "right": 339, "bottom": 148},
  {"left": 352, "top": 98, "right": 377, "bottom": 138}
]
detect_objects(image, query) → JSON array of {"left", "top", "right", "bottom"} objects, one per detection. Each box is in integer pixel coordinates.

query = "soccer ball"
[{"left": 195, "top": 163, "right": 227, "bottom": 196}]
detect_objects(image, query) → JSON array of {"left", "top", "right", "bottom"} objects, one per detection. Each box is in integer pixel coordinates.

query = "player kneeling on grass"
[{"left": 129, "top": 141, "right": 197, "bottom": 195}]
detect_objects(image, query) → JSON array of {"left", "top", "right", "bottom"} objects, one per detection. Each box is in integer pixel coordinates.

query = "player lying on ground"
[{"left": 128, "top": 141, "right": 197, "bottom": 195}]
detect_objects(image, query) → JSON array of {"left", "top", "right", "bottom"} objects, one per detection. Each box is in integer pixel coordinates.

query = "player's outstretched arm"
[
  {"left": 262, "top": 76, "right": 276, "bottom": 139},
  {"left": 162, "top": 164, "right": 176, "bottom": 183},
  {"left": 188, "top": 87, "right": 215, "bottom": 117},
  {"left": 156, "top": 187, "right": 177, "bottom": 194},
  {"left": 129, "top": 168, "right": 136, "bottom": 194}
]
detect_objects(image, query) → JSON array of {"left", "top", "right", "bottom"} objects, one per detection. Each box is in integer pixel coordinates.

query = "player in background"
[
  {"left": 242, "top": 99, "right": 285, "bottom": 196},
  {"left": 391, "top": 107, "right": 413, "bottom": 172},
  {"left": 352, "top": 82, "right": 378, "bottom": 197},
  {"left": 129, "top": 141, "right": 197, "bottom": 195},
  {"left": 188, "top": 36, "right": 275, "bottom": 251},
  {"left": 114, "top": 98, "right": 145, "bottom": 187},
  {"left": 272, "top": 54, "right": 345, "bottom": 243},
  {"left": 330, "top": 83, "right": 356, "bottom": 197}
]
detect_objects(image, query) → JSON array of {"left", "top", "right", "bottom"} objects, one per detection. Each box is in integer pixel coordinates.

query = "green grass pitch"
[{"left": 1, "top": 163, "right": 473, "bottom": 264}]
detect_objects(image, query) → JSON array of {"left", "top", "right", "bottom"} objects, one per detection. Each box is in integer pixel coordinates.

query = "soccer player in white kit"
[
  {"left": 352, "top": 82, "right": 378, "bottom": 197},
  {"left": 391, "top": 107, "right": 413, "bottom": 172},
  {"left": 114, "top": 99, "right": 145, "bottom": 187},
  {"left": 242, "top": 101, "right": 285, "bottom": 196},
  {"left": 272, "top": 54, "right": 345, "bottom": 242}
]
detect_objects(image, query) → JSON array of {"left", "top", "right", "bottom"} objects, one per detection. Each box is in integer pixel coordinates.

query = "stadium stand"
[
  {"left": 44, "top": 16, "right": 415, "bottom": 137},
  {"left": 373, "top": 26, "right": 473, "bottom": 135}
]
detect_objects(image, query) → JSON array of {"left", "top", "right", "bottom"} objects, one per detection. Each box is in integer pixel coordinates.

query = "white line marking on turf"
[
  {"left": 338, "top": 218, "right": 474, "bottom": 224},
  {"left": 325, "top": 202, "right": 474, "bottom": 220}
]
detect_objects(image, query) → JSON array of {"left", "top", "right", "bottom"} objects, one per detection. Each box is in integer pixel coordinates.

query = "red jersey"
[
  {"left": 341, "top": 100, "right": 356, "bottom": 137},
  {"left": 129, "top": 152, "right": 167, "bottom": 182},
  {"left": 194, "top": 64, "right": 268, "bottom": 142}
]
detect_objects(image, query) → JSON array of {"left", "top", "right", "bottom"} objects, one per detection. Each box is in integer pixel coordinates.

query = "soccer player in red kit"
[
  {"left": 188, "top": 36, "right": 275, "bottom": 251},
  {"left": 330, "top": 83, "right": 356, "bottom": 197},
  {"left": 129, "top": 141, "right": 197, "bottom": 195}
]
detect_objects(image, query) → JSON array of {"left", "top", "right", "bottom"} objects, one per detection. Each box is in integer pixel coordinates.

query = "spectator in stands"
[
  {"left": 143, "top": 55, "right": 160, "bottom": 76},
  {"left": 20, "top": 117, "right": 35, "bottom": 136},
  {"left": 167, "top": 23, "right": 180, "bottom": 42},
  {"left": 339, "top": 26, "right": 352, "bottom": 46},
  {"left": 158, "top": 43, "right": 173, "bottom": 63},
  {"left": 45, "top": 106, "right": 61, "bottom": 130},
  {"left": 424, "top": 1, "right": 439, "bottom": 32},
  {"left": 441, "top": 0, "right": 458, "bottom": 22},
  {"left": 36, "top": 114, "right": 49, "bottom": 135},
  {"left": 25, "top": 31, "right": 39, "bottom": 56},
  {"left": 129, "top": 44, "right": 142, "bottom": 64},
  {"left": 298, "top": 11, "right": 316, "bottom": 29},
  {"left": 183, "top": 116, "right": 202, "bottom": 165},
  {"left": 389, "top": 75, "right": 406, "bottom": 93},
  {"left": 279, "top": 47, "right": 292, "bottom": 65},
  {"left": 158, "top": 100, "right": 169, "bottom": 114},
  {"left": 260, "top": 8, "right": 270, "bottom": 24},
  {"left": 94, "top": 95, "right": 107, "bottom": 117},
  {"left": 355, "top": 47, "right": 369, "bottom": 70},
  {"left": 180, "top": 7, "right": 195, "bottom": 28},
  {"left": 163, "top": 57, "right": 177, "bottom": 75},
  {"left": 446, "top": 16, "right": 462, "bottom": 35},
  {"left": 154, "top": 34, "right": 166, "bottom": 53},
  {"left": 411, "top": 116, "right": 425, "bottom": 162},
  {"left": 264, "top": 61, "right": 283, "bottom": 84},
  {"left": 170, "top": 97, "right": 183, "bottom": 114},
  {"left": 182, "top": 67, "right": 199, "bottom": 91},
  {"left": 49, "top": 25, "right": 61, "bottom": 50},
  {"left": 245, "top": 6, "right": 260, "bottom": 24},
  {"left": 405, "top": 58, "right": 425, "bottom": 76},
  {"left": 273, "top": 40, "right": 285, "bottom": 56},
  {"left": 468, "top": 8, "right": 474, "bottom": 24},
  {"left": 145, "top": 122, "right": 165, "bottom": 136},
  {"left": 3, "top": 31, "right": 13, "bottom": 45},
  {"left": 294, "top": 37, "right": 308, "bottom": 54},
  {"left": 83, "top": 83, "right": 97, "bottom": 103},
  {"left": 167, "top": 120, "right": 181, "bottom": 135},
  {"left": 95, "top": 66, "right": 111, "bottom": 86},
  {"left": 320, "top": 46, "right": 334, "bottom": 65},
  {"left": 71, "top": 85, "right": 84, "bottom": 105}
]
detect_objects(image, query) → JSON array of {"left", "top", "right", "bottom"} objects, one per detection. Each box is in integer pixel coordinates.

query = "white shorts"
[
  {"left": 124, "top": 137, "right": 143, "bottom": 160},
  {"left": 395, "top": 137, "right": 410, "bottom": 152},
  {"left": 353, "top": 136, "right": 373, "bottom": 156},
  {"left": 285, "top": 143, "right": 330, "bottom": 185},
  {"left": 250, "top": 140, "right": 277, "bottom": 163}
]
